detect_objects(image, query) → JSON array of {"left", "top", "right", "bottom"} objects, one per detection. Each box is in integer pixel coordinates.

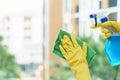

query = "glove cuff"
[{"left": 74, "top": 64, "right": 91, "bottom": 80}]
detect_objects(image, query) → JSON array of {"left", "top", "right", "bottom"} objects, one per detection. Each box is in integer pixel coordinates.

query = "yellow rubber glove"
[
  {"left": 91, "top": 21, "right": 120, "bottom": 39},
  {"left": 59, "top": 33, "right": 91, "bottom": 80}
]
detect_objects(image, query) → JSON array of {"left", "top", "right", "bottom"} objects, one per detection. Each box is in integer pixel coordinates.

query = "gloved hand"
[
  {"left": 91, "top": 21, "right": 120, "bottom": 39},
  {"left": 59, "top": 33, "right": 91, "bottom": 80}
]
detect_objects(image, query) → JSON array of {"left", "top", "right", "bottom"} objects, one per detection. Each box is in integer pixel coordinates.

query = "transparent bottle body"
[
  {"left": 97, "top": 12, "right": 120, "bottom": 66},
  {"left": 104, "top": 36, "right": 120, "bottom": 66}
]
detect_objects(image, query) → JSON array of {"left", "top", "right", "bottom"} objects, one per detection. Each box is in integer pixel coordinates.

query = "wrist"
[
  {"left": 74, "top": 63, "right": 89, "bottom": 73},
  {"left": 74, "top": 64, "right": 91, "bottom": 80}
]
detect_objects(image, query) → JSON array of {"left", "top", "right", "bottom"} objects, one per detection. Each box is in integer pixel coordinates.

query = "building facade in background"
[
  {"left": 0, "top": 11, "right": 43, "bottom": 79},
  {"left": 63, "top": 0, "right": 120, "bottom": 40}
]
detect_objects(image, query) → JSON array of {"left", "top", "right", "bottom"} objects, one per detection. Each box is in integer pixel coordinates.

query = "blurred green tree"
[
  {"left": 50, "top": 60, "right": 76, "bottom": 80},
  {"left": 0, "top": 36, "right": 20, "bottom": 79}
]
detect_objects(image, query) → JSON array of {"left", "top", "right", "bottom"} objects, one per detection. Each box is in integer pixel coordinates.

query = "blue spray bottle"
[{"left": 89, "top": 12, "right": 120, "bottom": 66}]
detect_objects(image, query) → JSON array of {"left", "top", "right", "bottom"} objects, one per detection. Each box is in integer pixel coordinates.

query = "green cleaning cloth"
[{"left": 52, "top": 29, "right": 96, "bottom": 64}]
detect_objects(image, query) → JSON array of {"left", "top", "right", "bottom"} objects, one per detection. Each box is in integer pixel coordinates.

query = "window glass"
[{"left": 109, "top": 0, "right": 117, "bottom": 7}]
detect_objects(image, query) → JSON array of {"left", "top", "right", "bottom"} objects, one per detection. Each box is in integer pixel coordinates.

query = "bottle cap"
[{"left": 101, "top": 17, "right": 108, "bottom": 23}]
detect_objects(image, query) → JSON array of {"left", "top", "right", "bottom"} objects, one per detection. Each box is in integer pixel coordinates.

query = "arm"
[{"left": 59, "top": 33, "right": 91, "bottom": 80}]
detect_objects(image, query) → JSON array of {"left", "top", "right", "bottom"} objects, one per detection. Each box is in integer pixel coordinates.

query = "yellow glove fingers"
[
  {"left": 104, "top": 33, "right": 111, "bottom": 39},
  {"left": 90, "top": 23, "right": 101, "bottom": 29},
  {"left": 101, "top": 28, "right": 109, "bottom": 33},
  {"left": 70, "top": 33, "right": 79, "bottom": 48},
  {"left": 101, "top": 28, "right": 111, "bottom": 38},
  {"left": 61, "top": 39, "right": 70, "bottom": 52},
  {"left": 82, "top": 42, "right": 87, "bottom": 57},
  {"left": 102, "top": 21, "right": 120, "bottom": 33},
  {"left": 59, "top": 45, "right": 68, "bottom": 59},
  {"left": 63, "top": 35, "right": 73, "bottom": 48}
]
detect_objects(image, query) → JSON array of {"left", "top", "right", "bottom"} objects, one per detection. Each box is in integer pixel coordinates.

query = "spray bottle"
[{"left": 89, "top": 12, "right": 120, "bottom": 66}]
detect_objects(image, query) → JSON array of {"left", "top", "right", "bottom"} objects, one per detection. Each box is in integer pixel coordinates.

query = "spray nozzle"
[
  {"left": 89, "top": 12, "right": 109, "bottom": 27},
  {"left": 89, "top": 14, "right": 97, "bottom": 26},
  {"left": 89, "top": 12, "right": 119, "bottom": 36}
]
